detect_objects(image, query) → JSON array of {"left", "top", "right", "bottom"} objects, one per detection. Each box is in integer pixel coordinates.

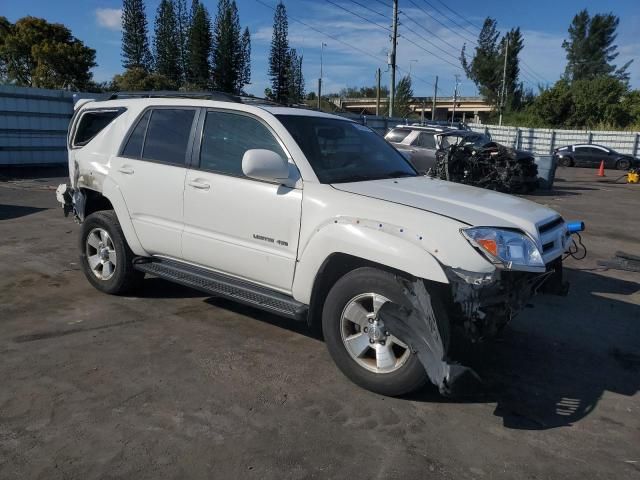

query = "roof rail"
[{"left": 106, "top": 90, "right": 241, "bottom": 103}]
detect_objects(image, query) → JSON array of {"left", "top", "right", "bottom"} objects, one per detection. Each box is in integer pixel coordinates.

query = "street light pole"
[{"left": 317, "top": 42, "right": 327, "bottom": 111}]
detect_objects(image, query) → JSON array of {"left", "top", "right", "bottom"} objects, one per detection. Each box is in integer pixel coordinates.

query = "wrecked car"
[
  {"left": 57, "top": 92, "right": 573, "bottom": 396},
  {"left": 432, "top": 135, "right": 540, "bottom": 193}
]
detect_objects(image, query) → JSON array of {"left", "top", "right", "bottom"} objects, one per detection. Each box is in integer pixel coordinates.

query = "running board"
[{"left": 134, "top": 258, "right": 308, "bottom": 321}]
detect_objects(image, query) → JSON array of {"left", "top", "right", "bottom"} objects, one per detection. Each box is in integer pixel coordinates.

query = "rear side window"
[
  {"left": 414, "top": 132, "right": 436, "bottom": 148},
  {"left": 143, "top": 109, "right": 195, "bottom": 165},
  {"left": 386, "top": 128, "right": 411, "bottom": 143},
  {"left": 73, "top": 109, "right": 124, "bottom": 147},
  {"left": 122, "top": 110, "right": 150, "bottom": 158},
  {"left": 121, "top": 108, "right": 195, "bottom": 165}
]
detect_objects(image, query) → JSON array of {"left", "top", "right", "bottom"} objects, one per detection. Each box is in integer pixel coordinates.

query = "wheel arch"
[
  {"left": 82, "top": 179, "right": 147, "bottom": 257},
  {"left": 304, "top": 252, "right": 448, "bottom": 329}
]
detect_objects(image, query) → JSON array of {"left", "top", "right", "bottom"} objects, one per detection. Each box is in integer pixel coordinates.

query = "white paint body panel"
[
  {"left": 68, "top": 98, "right": 566, "bottom": 305},
  {"left": 182, "top": 170, "right": 302, "bottom": 292}
]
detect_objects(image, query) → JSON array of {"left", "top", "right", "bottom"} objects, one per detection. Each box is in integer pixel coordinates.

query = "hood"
[{"left": 332, "top": 176, "right": 559, "bottom": 238}]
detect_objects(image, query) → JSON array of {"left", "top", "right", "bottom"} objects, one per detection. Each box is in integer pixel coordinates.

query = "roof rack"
[{"left": 106, "top": 90, "right": 241, "bottom": 103}]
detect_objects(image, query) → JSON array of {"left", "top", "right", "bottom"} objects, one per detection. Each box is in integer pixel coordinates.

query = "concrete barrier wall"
[
  {"left": 0, "top": 85, "right": 79, "bottom": 165},
  {"left": 467, "top": 123, "right": 640, "bottom": 156}
]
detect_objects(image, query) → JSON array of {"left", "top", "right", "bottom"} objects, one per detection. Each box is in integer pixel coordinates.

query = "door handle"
[
  {"left": 188, "top": 180, "right": 210, "bottom": 190},
  {"left": 118, "top": 167, "right": 134, "bottom": 175}
]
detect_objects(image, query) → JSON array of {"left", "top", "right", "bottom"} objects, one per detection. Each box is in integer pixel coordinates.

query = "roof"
[
  {"left": 260, "top": 106, "right": 353, "bottom": 120},
  {"left": 391, "top": 125, "right": 451, "bottom": 132},
  {"left": 79, "top": 92, "right": 351, "bottom": 121}
]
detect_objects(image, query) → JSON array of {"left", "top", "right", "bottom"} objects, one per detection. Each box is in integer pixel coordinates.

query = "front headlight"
[{"left": 461, "top": 227, "right": 544, "bottom": 270}]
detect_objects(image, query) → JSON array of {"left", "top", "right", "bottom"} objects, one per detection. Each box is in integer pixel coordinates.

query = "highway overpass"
[{"left": 329, "top": 96, "right": 493, "bottom": 122}]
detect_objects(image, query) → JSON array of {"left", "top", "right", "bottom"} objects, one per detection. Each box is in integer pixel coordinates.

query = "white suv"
[{"left": 57, "top": 93, "right": 570, "bottom": 396}]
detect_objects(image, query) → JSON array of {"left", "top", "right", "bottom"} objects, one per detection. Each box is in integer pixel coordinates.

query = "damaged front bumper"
[
  {"left": 445, "top": 257, "right": 567, "bottom": 342},
  {"left": 378, "top": 258, "right": 567, "bottom": 396}
]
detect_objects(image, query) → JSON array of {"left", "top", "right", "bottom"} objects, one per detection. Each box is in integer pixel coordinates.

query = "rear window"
[
  {"left": 142, "top": 109, "right": 195, "bottom": 165},
  {"left": 120, "top": 108, "right": 196, "bottom": 166},
  {"left": 72, "top": 109, "right": 124, "bottom": 147},
  {"left": 385, "top": 128, "right": 411, "bottom": 143}
]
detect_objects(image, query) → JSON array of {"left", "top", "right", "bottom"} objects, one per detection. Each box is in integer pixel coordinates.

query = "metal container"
[{"left": 534, "top": 154, "right": 557, "bottom": 190}]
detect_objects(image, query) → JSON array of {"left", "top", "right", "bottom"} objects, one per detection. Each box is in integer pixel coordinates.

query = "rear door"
[
  {"left": 111, "top": 107, "right": 198, "bottom": 258},
  {"left": 574, "top": 146, "right": 606, "bottom": 167},
  {"left": 409, "top": 132, "right": 438, "bottom": 173}
]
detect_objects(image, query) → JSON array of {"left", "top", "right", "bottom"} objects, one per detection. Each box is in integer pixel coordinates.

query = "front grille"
[
  {"left": 542, "top": 241, "right": 555, "bottom": 252},
  {"left": 539, "top": 216, "right": 564, "bottom": 234}
]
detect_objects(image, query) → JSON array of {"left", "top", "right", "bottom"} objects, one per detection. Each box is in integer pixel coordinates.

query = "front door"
[
  {"left": 182, "top": 110, "right": 302, "bottom": 292},
  {"left": 112, "top": 107, "right": 197, "bottom": 258}
]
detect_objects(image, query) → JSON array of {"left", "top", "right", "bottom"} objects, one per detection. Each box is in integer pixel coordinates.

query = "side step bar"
[{"left": 134, "top": 258, "right": 308, "bottom": 321}]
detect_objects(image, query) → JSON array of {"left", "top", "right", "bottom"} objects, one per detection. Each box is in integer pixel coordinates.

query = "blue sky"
[{"left": 4, "top": 0, "right": 639, "bottom": 97}]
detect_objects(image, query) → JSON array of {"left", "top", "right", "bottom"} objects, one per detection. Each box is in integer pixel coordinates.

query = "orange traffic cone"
[{"left": 597, "top": 160, "right": 605, "bottom": 177}]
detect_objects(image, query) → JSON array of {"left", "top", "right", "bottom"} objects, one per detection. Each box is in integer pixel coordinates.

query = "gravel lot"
[{"left": 1, "top": 166, "right": 639, "bottom": 479}]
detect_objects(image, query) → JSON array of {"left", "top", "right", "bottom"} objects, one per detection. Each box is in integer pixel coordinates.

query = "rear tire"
[
  {"left": 322, "top": 267, "right": 448, "bottom": 396},
  {"left": 80, "top": 210, "right": 144, "bottom": 295}
]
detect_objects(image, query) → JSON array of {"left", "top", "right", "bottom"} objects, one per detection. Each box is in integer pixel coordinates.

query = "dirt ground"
[{"left": 1, "top": 166, "right": 639, "bottom": 479}]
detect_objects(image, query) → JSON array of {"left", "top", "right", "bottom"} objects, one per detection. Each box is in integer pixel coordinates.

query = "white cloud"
[{"left": 95, "top": 8, "right": 122, "bottom": 31}]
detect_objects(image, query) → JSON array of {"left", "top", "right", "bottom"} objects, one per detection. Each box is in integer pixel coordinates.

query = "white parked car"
[{"left": 57, "top": 93, "right": 571, "bottom": 396}]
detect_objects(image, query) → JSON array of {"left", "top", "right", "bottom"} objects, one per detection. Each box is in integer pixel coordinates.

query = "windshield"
[
  {"left": 276, "top": 115, "right": 417, "bottom": 183},
  {"left": 440, "top": 132, "right": 491, "bottom": 149}
]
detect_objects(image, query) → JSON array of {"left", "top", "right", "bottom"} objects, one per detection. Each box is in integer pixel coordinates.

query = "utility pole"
[
  {"left": 317, "top": 42, "right": 326, "bottom": 111},
  {"left": 388, "top": 0, "right": 398, "bottom": 118},
  {"left": 499, "top": 36, "right": 509, "bottom": 126},
  {"left": 431, "top": 75, "right": 438, "bottom": 121},
  {"left": 375, "top": 68, "right": 381, "bottom": 116},
  {"left": 451, "top": 74, "right": 460, "bottom": 126}
]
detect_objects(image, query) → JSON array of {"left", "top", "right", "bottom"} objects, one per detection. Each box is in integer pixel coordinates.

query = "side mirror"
[{"left": 242, "top": 149, "right": 289, "bottom": 183}]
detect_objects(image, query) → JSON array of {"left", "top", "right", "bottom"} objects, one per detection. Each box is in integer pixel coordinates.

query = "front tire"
[
  {"left": 616, "top": 158, "right": 631, "bottom": 170},
  {"left": 80, "top": 210, "right": 144, "bottom": 295},
  {"left": 323, "top": 267, "right": 438, "bottom": 396},
  {"left": 558, "top": 156, "right": 572, "bottom": 167}
]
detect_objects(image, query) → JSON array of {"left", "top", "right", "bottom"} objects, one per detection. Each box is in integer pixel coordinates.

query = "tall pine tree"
[
  {"left": 394, "top": 75, "right": 413, "bottom": 118},
  {"left": 501, "top": 28, "right": 524, "bottom": 110},
  {"left": 288, "top": 48, "right": 304, "bottom": 103},
  {"left": 174, "top": 0, "right": 190, "bottom": 84},
  {"left": 461, "top": 17, "right": 523, "bottom": 109},
  {"left": 211, "top": 0, "right": 244, "bottom": 94},
  {"left": 562, "top": 9, "right": 631, "bottom": 82},
  {"left": 186, "top": 2, "right": 212, "bottom": 88},
  {"left": 154, "top": 0, "right": 180, "bottom": 87},
  {"left": 268, "top": 1, "right": 290, "bottom": 103},
  {"left": 239, "top": 27, "right": 251, "bottom": 94},
  {"left": 121, "top": 0, "right": 153, "bottom": 71}
]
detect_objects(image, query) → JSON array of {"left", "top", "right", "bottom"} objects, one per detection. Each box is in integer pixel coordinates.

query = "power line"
[
  {"left": 405, "top": 0, "right": 477, "bottom": 46},
  {"left": 324, "top": 0, "right": 444, "bottom": 89},
  {"left": 370, "top": 0, "right": 391, "bottom": 8},
  {"left": 399, "top": 10, "right": 462, "bottom": 59},
  {"left": 430, "top": 0, "right": 483, "bottom": 32},
  {"left": 520, "top": 59, "right": 551, "bottom": 85},
  {"left": 420, "top": 0, "right": 480, "bottom": 39},
  {"left": 326, "top": 0, "right": 391, "bottom": 32},
  {"left": 399, "top": 24, "right": 464, "bottom": 71},
  {"left": 255, "top": 0, "right": 386, "bottom": 66},
  {"left": 347, "top": 0, "right": 387, "bottom": 19},
  {"left": 254, "top": 0, "right": 435, "bottom": 91}
]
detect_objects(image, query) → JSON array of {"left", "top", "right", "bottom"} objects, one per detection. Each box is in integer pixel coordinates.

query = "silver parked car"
[{"left": 385, "top": 126, "right": 492, "bottom": 174}]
